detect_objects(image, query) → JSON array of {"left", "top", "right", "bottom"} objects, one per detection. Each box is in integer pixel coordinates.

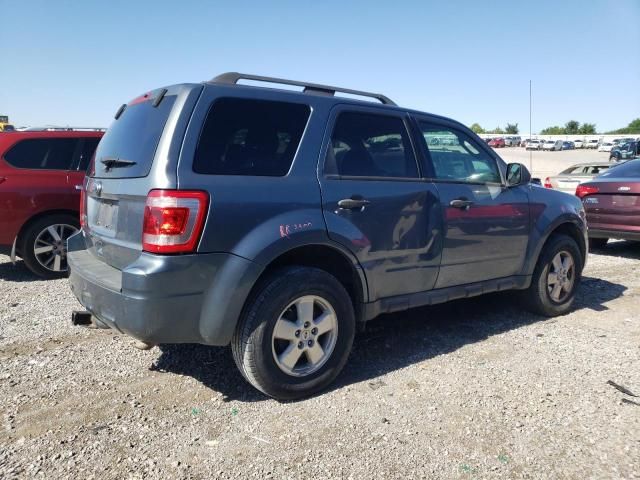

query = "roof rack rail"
[
  {"left": 21, "top": 127, "right": 106, "bottom": 132},
  {"left": 209, "top": 72, "right": 396, "bottom": 106}
]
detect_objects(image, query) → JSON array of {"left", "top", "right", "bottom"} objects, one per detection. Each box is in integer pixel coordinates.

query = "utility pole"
[{"left": 529, "top": 80, "right": 533, "bottom": 172}]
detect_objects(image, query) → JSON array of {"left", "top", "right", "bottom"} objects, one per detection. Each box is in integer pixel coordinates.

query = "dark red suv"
[{"left": 0, "top": 130, "right": 103, "bottom": 278}]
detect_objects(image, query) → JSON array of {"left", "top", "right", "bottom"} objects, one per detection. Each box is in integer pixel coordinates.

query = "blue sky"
[{"left": 1, "top": 0, "right": 638, "bottom": 133}]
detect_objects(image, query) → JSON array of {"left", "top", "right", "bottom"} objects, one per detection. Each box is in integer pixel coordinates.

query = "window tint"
[
  {"left": 4, "top": 138, "right": 78, "bottom": 170},
  {"left": 193, "top": 98, "right": 310, "bottom": 176},
  {"left": 326, "top": 112, "right": 418, "bottom": 178},
  {"left": 419, "top": 122, "right": 501, "bottom": 183},
  {"left": 93, "top": 95, "right": 176, "bottom": 178},
  {"left": 77, "top": 138, "right": 100, "bottom": 171}
]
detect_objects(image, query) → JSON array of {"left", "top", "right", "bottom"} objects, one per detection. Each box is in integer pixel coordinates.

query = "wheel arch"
[
  {"left": 250, "top": 243, "right": 368, "bottom": 320},
  {"left": 15, "top": 209, "right": 79, "bottom": 255},
  {"left": 527, "top": 219, "right": 587, "bottom": 276}
]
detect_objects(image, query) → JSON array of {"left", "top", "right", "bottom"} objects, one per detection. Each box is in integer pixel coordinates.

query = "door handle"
[
  {"left": 75, "top": 185, "right": 83, "bottom": 190},
  {"left": 338, "top": 198, "right": 371, "bottom": 210},
  {"left": 449, "top": 198, "right": 474, "bottom": 209}
]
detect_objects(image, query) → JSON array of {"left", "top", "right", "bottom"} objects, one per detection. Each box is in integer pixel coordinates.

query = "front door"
[
  {"left": 413, "top": 118, "right": 530, "bottom": 289},
  {"left": 319, "top": 106, "right": 442, "bottom": 301}
]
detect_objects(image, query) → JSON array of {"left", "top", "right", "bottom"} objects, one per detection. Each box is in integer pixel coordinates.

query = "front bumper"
[{"left": 67, "top": 232, "right": 261, "bottom": 346}]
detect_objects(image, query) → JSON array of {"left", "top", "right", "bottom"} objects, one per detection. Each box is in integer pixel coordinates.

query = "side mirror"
[{"left": 505, "top": 163, "right": 532, "bottom": 187}]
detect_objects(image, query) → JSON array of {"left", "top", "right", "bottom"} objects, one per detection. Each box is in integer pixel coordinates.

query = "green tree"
[
  {"left": 564, "top": 120, "right": 580, "bottom": 134},
  {"left": 540, "top": 125, "right": 564, "bottom": 135},
  {"left": 505, "top": 123, "right": 519, "bottom": 134},
  {"left": 470, "top": 123, "right": 485, "bottom": 134},
  {"left": 608, "top": 118, "right": 640, "bottom": 134},
  {"left": 578, "top": 123, "right": 596, "bottom": 134},
  {"left": 488, "top": 127, "right": 505, "bottom": 134}
]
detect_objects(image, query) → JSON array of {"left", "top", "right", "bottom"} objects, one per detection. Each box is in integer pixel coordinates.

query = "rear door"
[
  {"left": 0, "top": 137, "right": 79, "bottom": 242},
  {"left": 84, "top": 85, "right": 202, "bottom": 269},
  {"left": 319, "top": 106, "right": 442, "bottom": 301},
  {"left": 413, "top": 117, "right": 530, "bottom": 288}
]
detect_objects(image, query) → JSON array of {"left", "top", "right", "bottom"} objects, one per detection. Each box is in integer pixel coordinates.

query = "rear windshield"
[
  {"left": 193, "top": 98, "right": 310, "bottom": 176},
  {"left": 598, "top": 160, "right": 640, "bottom": 179},
  {"left": 92, "top": 94, "right": 176, "bottom": 178}
]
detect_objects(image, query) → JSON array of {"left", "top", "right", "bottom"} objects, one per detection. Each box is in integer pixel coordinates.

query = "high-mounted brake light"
[
  {"left": 544, "top": 177, "right": 552, "bottom": 189},
  {"left": 575, "top": 184, "right": 599, "bottom": 199},
  {"left": 142, "top": 190, "right": 209, "bottom": 254}
]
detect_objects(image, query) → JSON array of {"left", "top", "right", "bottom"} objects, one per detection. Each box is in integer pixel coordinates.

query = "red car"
[
  {"left": 488, "top": 137, "right": 505, "bottom": 148},
  {"left": 0, "top": 129, "right": 103, "bottom": 277},
  {"left": 576, "top": 159, "right": 640, "bottom": 249}
]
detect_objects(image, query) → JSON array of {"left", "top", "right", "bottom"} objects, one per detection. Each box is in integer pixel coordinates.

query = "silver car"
[{"left": 545, "top": 162, "right": 612, "bottom": 194}]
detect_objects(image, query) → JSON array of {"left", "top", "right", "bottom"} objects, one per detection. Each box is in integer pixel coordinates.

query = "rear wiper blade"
[{"left": 100, "top": 157, "right": 137, "bottom": 170}]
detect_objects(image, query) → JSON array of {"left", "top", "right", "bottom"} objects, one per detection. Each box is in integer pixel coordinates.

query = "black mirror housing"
[{"left": 506, "top": 163, "right": 532, "bottom": 187}]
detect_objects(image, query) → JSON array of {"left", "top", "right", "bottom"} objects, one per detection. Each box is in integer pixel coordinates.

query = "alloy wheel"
[
  {"left": 33, "top": 223, "right": 78, "bottom": 272},
  {"left": 271, "top": 295, "right": 338, "bottom": 377}
]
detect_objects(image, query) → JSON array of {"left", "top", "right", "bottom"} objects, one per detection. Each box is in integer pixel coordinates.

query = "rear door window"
[
  {"left": 75, "top": 137, "right": 101, "bottom": 171},
  {"left": 325, "top": 112, "right": 419, "bottom": 178},
  {"left": 93, "top": 94, "right": 176, "bottom": 178},
  {"left": 4, "top": 138, "right": 78, "bottom": 170},
  {"left": 193, "top": 98, "right": 310, "bottom": 176}
]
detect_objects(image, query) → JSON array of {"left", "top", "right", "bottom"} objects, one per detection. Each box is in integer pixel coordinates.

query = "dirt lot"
[{"left": 1, "top": 149, "right": 639, "bottom": 479}]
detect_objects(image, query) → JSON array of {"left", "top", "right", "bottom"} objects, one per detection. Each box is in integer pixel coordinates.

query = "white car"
[
  {"left": 598, "top": 142, "right": 614, "bottom": 152},
  {"left": 525, "top": 139, "right": 543, "bottom": 150},
  {"left": 542, "top": 140, "right": 563, "bottom": 151},
  {"left": 585, "top": 139, "right": 599, "bottom": 149},
  {"left": 573, "top": 139, "right": 584, "bottom": 149}
]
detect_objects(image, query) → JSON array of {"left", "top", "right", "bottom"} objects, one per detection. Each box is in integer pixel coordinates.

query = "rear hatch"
[
  {"left": 83, "top": 84, "right": 203, "bottom": 269},
  {"left": 579, "top": 163, "right": 640, "bottom": 233}
]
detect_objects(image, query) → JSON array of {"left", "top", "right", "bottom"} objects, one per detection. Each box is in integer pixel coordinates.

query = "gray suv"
[{"left": 68, "top": 73, "right": 588, "bottom": 400}]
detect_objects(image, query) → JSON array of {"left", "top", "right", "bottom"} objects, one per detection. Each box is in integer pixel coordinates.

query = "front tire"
[
  {"left": 20, "top": 214, "right": 79, "bottom": 279},
  {"left": 523, "top": 234, "right": 582, "bottom": 317},
  {"left": 232, "top": 266, "right": 355, "bottom": 400}
]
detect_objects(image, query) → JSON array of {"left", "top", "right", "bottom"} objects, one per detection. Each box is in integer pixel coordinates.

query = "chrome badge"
[{"left": 618, "top": 186, "right": 631, "bottom": 191}]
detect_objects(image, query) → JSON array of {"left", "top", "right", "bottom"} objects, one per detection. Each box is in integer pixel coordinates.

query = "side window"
[
  {"left": 4, "top": 138, "right": 78, "bottom": 170},
  {"left": 77, "top": 138, "right": 101, "bottom": 171},
  {"left": 193, "top": 98, "right": 310, "bottom": 176},
  {"left": 418, "top": 122, "right": 501, "bottom": 184},
  {"left": 326, "top": 112, "right": 418, "bottom": 178}
]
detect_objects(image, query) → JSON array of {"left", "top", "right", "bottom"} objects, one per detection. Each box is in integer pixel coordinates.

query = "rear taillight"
[
  {"left": 142, "top": 190, "right": 209, "bottom": 254},
  {"left": 80, "top": 188, "right": 87, "bottom": 228},
  {"left": 544, "top": 177, "right": 552, "bottom": 188},
  {"left": 576, "top": 184, "right": 599, "bottom": 199}
]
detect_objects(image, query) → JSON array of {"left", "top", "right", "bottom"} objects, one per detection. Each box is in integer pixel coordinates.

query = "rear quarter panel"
[{"left": 177, "top": 85, "right": 337, "bottom": 265}]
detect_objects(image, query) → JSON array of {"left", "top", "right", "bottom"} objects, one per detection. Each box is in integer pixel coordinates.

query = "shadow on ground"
[
  {"left": 591, "top": 240, "right": 640, "bottom": 260},
  {"left": 153, "top": 275, "right": 626, "bottom": 402},
  {"left": 0, "top": 258, "right": 40, "bottom": 283}
]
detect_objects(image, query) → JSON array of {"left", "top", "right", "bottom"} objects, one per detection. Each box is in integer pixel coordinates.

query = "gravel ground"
[{"left": 1, "top": 240, "right": 639, "bottom": 479}]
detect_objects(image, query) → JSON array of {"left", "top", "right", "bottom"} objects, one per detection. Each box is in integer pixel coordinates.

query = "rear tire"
[
  {"left": 522, "top": 234, "right": 582, "bottom": 317},
  {"left": 232, "top": 266, "right": 355, "bottom": 401},
  {"left": 20, "top": 214, "right": 79, "bottom": 279},
  {"left": 589, "top": 237, "right": 608, "bottom": 250}
]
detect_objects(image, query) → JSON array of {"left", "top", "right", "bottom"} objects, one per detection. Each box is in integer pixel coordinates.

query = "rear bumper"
[
  {"left": 67, "top": 232, "right": 262, "bottom": 346},
  {"left": 589, "top": 229, "right": 640, "bottom": 241}
]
